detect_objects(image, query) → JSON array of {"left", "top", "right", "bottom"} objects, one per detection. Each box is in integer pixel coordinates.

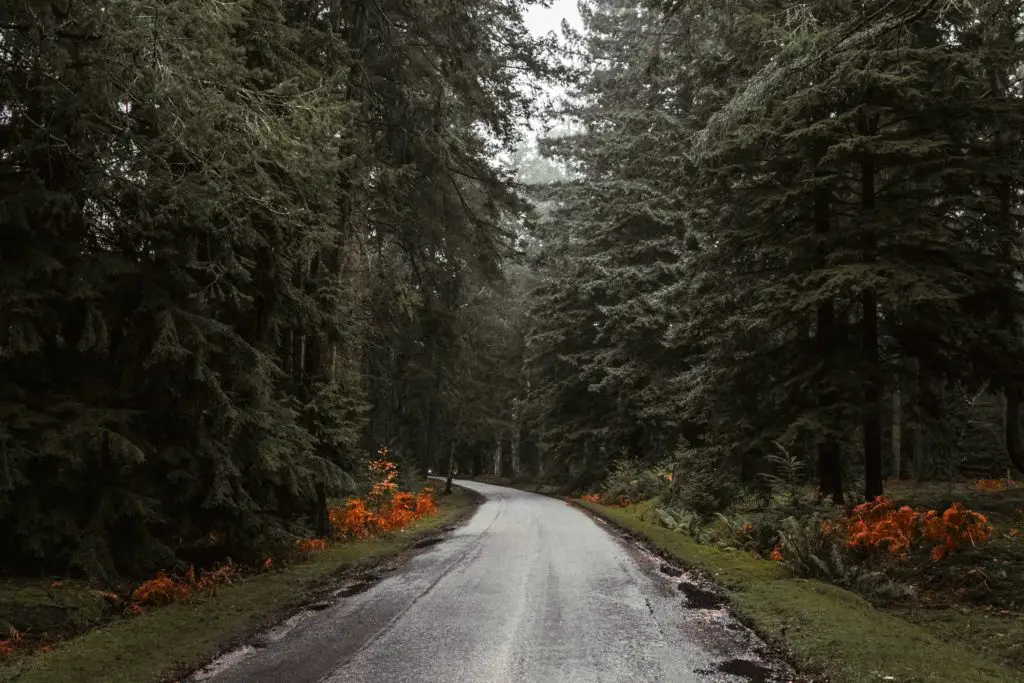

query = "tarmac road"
[{"left": 193, "top": 480, "right": 792, "bottom": 683}]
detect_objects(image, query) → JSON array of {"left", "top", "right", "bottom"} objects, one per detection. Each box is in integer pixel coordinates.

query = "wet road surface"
[{"left": 192, "top": 480, "right": 792, "bottom": 683}]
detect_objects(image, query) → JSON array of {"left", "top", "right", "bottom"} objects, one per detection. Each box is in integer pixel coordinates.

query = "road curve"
[{"left": 193, "top": 480, "right": 790, "bottom": 683}]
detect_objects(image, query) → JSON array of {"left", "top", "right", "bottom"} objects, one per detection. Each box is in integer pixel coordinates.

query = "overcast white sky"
[
  {"left": 519, "top": 1, "right": 583, "bottom": 140},
  {"left": 525, "top": 0, "right": 583, "bottom": 37}
]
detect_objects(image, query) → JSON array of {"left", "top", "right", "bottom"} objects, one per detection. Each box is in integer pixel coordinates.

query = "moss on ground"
[
  {"left": 0, "top": 581, "right": 113, "bottom": 640},
  {"left": 0, "top": 486, "right": 480, "bottom": 683},
  {"left": 578, "top": 500, "right": 1021, "bottom": 683}
]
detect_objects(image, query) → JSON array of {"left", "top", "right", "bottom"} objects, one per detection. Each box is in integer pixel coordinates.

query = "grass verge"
[
  {"left": 576, "top": 499, "right": 1020, "bottom": 683},
  {"left": 0, "top": 485, "right": 481, "bottom": 683}
]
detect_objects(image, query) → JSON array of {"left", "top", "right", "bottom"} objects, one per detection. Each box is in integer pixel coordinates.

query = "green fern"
[{"left": 759, "top": 442, "right": 807, "bottom": 504}]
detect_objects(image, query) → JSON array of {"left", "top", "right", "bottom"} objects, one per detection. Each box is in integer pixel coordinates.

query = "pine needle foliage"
[
  {"left": 0, "top": 0, "right": 554, "bottom": 577},
  {"left": 527, "top": 0, "right": 1024, "bottom": 504}
]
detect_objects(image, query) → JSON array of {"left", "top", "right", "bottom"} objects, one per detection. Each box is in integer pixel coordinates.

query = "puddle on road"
[
  {"left": 336, "top": 577, "right": 377, "bottom": 597},
  {"left": 695, "top": 658, "right": 774, "bottom": 682},
  {"left": 677, "top": 581, "right": 725, "bottom": 610},
  {"left": 718, "top": 658, "right": 772, "bottom": 681},
  {"left": 659, "top": 563, "right": 684, "bottom": 577}
]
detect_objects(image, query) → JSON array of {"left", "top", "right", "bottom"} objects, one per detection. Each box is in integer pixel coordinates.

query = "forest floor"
[
  {"left": 575, "top": 480, "right": 1024, "bottom": 683},
  {"left": 0, "top": 484, "right": 481, "bottom": 683}
]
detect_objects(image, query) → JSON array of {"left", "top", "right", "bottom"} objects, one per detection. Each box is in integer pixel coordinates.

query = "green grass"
[
  {"left": 0, "top": 581, "right": 112, "bottom": 640},
  {"left": 577, "top": 499, "right": 1021, "bottom": 683},
  {"left": 0, "top": 486, "right": 480, "bottom": 683}
]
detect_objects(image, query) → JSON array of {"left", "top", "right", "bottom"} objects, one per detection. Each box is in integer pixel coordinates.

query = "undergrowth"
[
  {"left": 583, "top": 458, "right": 1024, "bottom": 676},
  {"left": 0, "top": 449, "right": 441, "bottom": 664}
]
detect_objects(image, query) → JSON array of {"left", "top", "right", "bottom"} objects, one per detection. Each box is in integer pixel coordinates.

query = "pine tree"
[
  {"left": 526, "top": 0, "right": 1024, "bottom": 500},
  {"left": 0, "top": 0, "right": 554, "bottom": 577}
]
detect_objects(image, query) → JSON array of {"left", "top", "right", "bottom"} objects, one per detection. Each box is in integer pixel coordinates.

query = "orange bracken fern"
[
  {"left": 297, "top": 538, "right": 328, "bottom": 554},
  {"left": 328, "top": 451, "right": 440, "bottom": 540},
  {"left": 920, "top": 503, "right": 992, "bottom": 561},
  {"left": 829, "top": 496, "right": 993, "bottom": 562},
  {"left": 416, "top": 487, "right": 439, "bottom": 516},
  {"left": 131, "top": 562, "right": 238, "bottom": 611},
  {"left": 132, "top": 572, "right": 190, "bottom": 606},
  {"left": 972, "top": 478, "right": 1019, "bottom": 492}
]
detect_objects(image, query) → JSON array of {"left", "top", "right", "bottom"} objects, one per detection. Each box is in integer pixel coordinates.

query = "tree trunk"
[
  {"left": 493, "top": 434, "right": 502, "bottom": 478},
  {"left": 282, "top": 328, "right": 294, "bottom": 380},
  {"left": 510, "top": 408, "right": 522, "bottom": 480},
  {"left": 536, "top": 440, "right": 545, "bottom": 481},
  {"left": 861, "top": 110, "right": 883, "bottom": 502},
  {"left": 903, "top": 356, "right": 921, "bottom": 478},
  {"left": 891, "top": 386, "right": 902, "bottom": 481},
  {"left": 814, "top": 151, "right": 843, "bottom": 504},
  {"left": 443, "top": 440, "right": 455, "bottom": 495},
  {"left": 914, "top": 356, "right": 937, "bottom": 480},
  {"left": 863, "top": 299, "right": 882, "bottom": 500},
  {"left": 1005, "top": 388, "right": 1024, "bottom": 473},
  {"left": 997, "top": 179, "right": 1024, "bottom": 473},
  {"left": 314, "top": 482, "right": 329, "bottom": 538}
]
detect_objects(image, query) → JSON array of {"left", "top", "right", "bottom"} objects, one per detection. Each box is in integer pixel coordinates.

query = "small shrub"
[
  {"left": 845, "top": 498, "right": 920, "bottom": 557},
  {"left": 602, "top": 459, "right": 668, "bottom": 505},
  {"left": 775, "top": 513, "right": 849, "bottom": 582},
  {"left": 654, "top": 506, "right": 703, "bottom": 536},
  {"left": 663, "top": 444, "right": 739, "bottom": 517},
  {"left": 920, "top": 502, "right": 992, "bottom": 560},
  {"left": 330, "top": 498, "right": 382, "bottom": 539},
  {"left": 759, "top": 442, "right": 808, "bottom": 504},
  {"left": 743, "top": 500, "right": 838, "bottom": 555},
  {"left": 415, "top": 487, "right": 439, "bottom": 516},
  {"left": 704, "top": 513, "right": 757, "bottom": 551},
  {"left": 773, "top": 514, "right": 916, "bottom": 602}
]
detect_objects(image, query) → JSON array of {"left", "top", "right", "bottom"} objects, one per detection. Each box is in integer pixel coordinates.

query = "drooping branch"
[{"left": 692, "top": 0, "right": 943, "bottom": 159}]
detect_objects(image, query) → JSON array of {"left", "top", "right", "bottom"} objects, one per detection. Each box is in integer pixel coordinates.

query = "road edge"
[
  {"left": 175, "top": 484, "right": 485, "bottom": 682},
  {"left": 0, "top": 486, "right": 485, "bottom": 683},
  {"left": 565, "top": 499, "right": 813, "bottom": 682},
  {"left": 571, "top": 499, "right": 1020, "bottom": 683}
]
